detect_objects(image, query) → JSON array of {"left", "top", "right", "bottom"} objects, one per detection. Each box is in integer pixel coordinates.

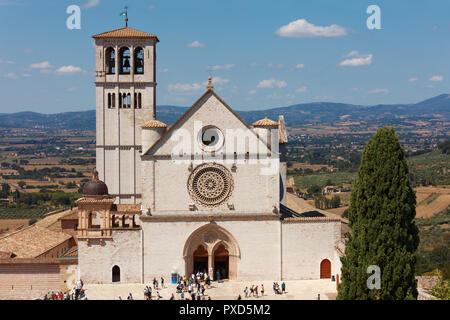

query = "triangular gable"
[{"left": 143, "top": 89, "right": 271, "bottom": 156}]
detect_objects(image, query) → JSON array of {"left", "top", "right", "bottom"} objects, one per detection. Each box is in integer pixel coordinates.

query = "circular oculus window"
[
  {"left": 187, "top": 163, "right": 233, "bottom": 207},
  {"left": 199, "top": 126, "right": 224, "bottom": 151}
]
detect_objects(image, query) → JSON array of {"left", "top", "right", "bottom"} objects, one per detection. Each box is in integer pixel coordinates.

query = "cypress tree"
[{"left": 337, "top": 127, "right": 419, "bottom": 300}]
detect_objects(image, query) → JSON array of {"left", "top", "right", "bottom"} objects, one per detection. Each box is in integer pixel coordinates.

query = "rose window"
[{"left": 188, "top": 163, "right": 233, "bottom": 207}]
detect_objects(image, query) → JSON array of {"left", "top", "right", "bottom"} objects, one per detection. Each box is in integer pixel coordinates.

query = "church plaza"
[{"left": 83, "top": 279, "right": 338, "bottom": 300}]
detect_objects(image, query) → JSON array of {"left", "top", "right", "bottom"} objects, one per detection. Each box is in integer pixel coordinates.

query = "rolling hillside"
[{"left": 0, "top": 94, "right": 449, "bottom": 130}]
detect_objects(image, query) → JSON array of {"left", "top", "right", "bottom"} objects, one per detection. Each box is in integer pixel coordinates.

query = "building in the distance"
[{"left": 76, "top": 25, "right": 346, "bottom": 284}]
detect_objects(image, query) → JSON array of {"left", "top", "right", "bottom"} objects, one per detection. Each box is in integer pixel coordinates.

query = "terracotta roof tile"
[
  {"left": 252, "top": 117, "right": 279, "bottom": 127},
  {"left": 36, "top": 209, "right": 77, "bottom": 229},
  {"left": 93, "top": 27, "right": 159, "bottom": 41},
  {"left": 141, "top": 119, "right": 168, "bottom": 128},
  {"left": 0, "top": 225, "right": 72, "bottom": 258}
]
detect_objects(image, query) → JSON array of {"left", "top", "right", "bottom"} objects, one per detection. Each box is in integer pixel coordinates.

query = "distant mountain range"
[{"left": 0, "top": 94, "right": 449, "bottom": 130}]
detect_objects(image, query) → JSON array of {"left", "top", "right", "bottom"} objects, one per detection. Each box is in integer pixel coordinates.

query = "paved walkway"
[{"left": 84, "top": 279, "right": 337, "bottom": 300}]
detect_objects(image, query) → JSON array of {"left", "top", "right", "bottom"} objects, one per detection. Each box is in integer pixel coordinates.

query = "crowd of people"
[
  {"left": 42, "top": 279, "right": 87, "bottom": 300},
  {"left": 242, "top": 282, "right": 286, "bottom": 298},
  {"left": 40, "top": 275, "right": 289, "bottom": 300},
  {"left": 175, "top": 272, "right": 213, "bottom": 300}
]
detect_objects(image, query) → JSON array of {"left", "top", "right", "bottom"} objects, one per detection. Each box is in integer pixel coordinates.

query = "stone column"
[{"left": 208, "top": 254, "right": 214, "bottom": 279}]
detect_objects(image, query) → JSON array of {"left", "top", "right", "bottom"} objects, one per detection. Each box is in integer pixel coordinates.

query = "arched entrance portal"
[
  {"left": 320, "top": 259, "right": 331, "bottom": 279},
  {"left": 213, "top": 244, "right": 229, "bottom": 280},
  {"left": 193, "top": 245, "right": 208, "bottom": 274},
  {"left": 183, "top": 223, "right": 240, "bottom": 280}
]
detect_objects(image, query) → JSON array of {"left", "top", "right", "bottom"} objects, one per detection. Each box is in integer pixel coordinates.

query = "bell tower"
[{"left": 93, "top": 27, "right": 159, "bottom": 204}]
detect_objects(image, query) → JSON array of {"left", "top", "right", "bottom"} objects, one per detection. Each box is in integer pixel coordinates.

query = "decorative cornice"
[
  {"left": 0, "top": 257, "right": 77, "bottom": 265},
  {"left": 282, "top": 217, "right": 341, "bottom": 223},
  {"left": 140, "top": 213, "right": 280, "bottom": 222},
  {"left": 95, "top": 81, "right": 157, "bottom": 86}
]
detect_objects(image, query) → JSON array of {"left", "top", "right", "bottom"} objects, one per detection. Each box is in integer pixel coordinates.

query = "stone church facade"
[{"left": 76, "top": 26, "right": 343, "bottom": 284}]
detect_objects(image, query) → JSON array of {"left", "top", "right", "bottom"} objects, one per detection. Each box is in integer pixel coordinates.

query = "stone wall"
[
  {"left": 141, "top": 219, "right": 281, "bottom": 282},
  {"left": 78, "top": 230, "right": 142, "bottom": 284},
  {"left": 0, "top": 262, "right": 77, "bottom": 300},
  {"left": 281, "top": 219, "right": 342, "bottom": 280}
]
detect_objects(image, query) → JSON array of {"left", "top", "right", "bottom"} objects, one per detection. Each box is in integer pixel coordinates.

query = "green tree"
[
  {"left": 431, "top": 270, "right": 450, "bottom": 300},
  {"left": 337, "top": 127, "right": 419, "bottom": 300},
  {"left": 1, "top": 183, "right": 10, "bottom": 197},
  {"left": 17, "top": 181, "right": 26, "bottom": 189}
]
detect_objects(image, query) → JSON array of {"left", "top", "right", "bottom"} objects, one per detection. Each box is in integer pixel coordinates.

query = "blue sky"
[{"left": 0, "top": 0, "right": 449, "bottom": 113}]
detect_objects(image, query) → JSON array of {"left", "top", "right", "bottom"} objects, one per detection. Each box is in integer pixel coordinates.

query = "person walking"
[
  {"left": 161, "top": 277, "right": 165, "bottom": 288},
  {"left": 244, "top": 286, "right": 249, "bottom": 298},
  {"left": 261, "top": 284, "right": 264, "bottom": 296},
  {"left": 282, "top": 282, "right": 286, "bottom": 294}
]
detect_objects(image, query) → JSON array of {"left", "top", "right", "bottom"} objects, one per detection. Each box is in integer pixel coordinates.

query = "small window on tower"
[{"left": 134, "top": 47, "right": 144, "bottom": 74}]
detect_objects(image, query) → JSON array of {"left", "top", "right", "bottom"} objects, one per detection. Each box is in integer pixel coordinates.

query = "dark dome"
[{"left": 83, "top": 170, "right": 109, "bottom": 198}]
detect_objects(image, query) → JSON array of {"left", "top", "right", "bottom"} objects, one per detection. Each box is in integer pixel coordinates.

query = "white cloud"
[
  {"left": 4, "top": 73, "right": 19, "bottom": 79},
  {"left": 187, "top": 40, "right": 205, "bottom": 48},
  {"left": 82, "top": 0, "right": 100, "bottom": 9},
  {"left": 29, "top": 61, "right": 52, "bottom": 69},
  {"left": 339, "top": 51, "right": 373, "bottom": 67},
  {"left": 249, "top": 62, "right": 258, "bottom": 67},
  {"left": 429, "top": 75, "right": 443, "bottom": 82},
  {"left": 369, "top": 88, "right": 389, "bottom": 94},
  {"left": 207, "top": 64, "right": 235, "bottom": 71},
  {"left": 257, "top": 78, "right": 287, "bottom": 89},
  {"left": 158, "top": 68, "right": 169, "bottom": 73},
  {"left": 295, "top": 64, "right": 304, "bottom": 69},
  {"left": 296, "top": 86, "right": 307, "bottom": 93},
  {"left": 168, "top": 82, "right": 203, "bottom": 92},
  {"left": 0, "top": 58, "right": 14, "bottom": 64},
  {"left": 408, "top": 77, "right": 419, "bottom": 82},
  {"left": 148, "top": 5, "right": 155, "bottom": 9},
  {"left": 275, "top": 19, "right": 348, "bottom": 38},
  {"left": 24, "top": 49, "right": 32, "bottom": 53},
  {"left": 66, "top": 87, "right": 77, "bottom": 92},
  {"left": 202, "top": 76, "right": 229, "bottom": 85},
  {"left": 249, "top": 90, "right": 256, "bottom": 95},
  {"left": 55, "top": 65, "right": 85, "bottom": 75},
  {"left": 21, "top": 73, "right": 30, "bottom": 77}
]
